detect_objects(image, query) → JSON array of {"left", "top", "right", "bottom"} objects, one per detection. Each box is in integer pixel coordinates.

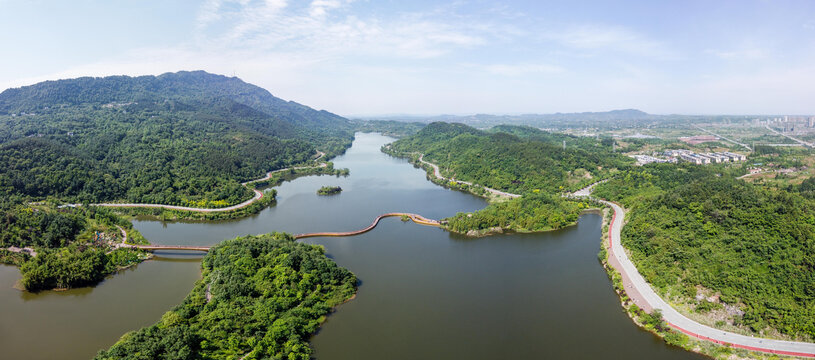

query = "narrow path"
[
  {"left": 89, "top": 189, "right": 265, "bottom": 213},
  {"left": 4, "top": 246, "right": 37, "bottom": 257},
  {"left": 417, "top": 154, "right": 521, "bottom": 199},
  {"left": 737, "top": 171, "right": 768, "bottom": 180},
  {"left": 60, "top": 151, "right": 328, "bottom": 213},
  {"left": 107, "top": 225, "right": 129, "bottom": 251},
  {"left": 116, "top": 225, "right": 127, "bottom": 245},
  {"left": 294, "top": 213, "right": 440, "bottom": 239},
  {"left": 127, "top": 213, "right": 441, "bottom": 252},
  {"left": 573, "top": 188, "right": 815, "bottom": 357},
  {"left": 569, "top": 180, "right": 606, "bottom": 197}
]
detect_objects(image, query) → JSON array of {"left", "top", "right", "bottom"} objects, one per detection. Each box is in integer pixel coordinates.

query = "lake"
[{"left": 0, "top": 132, "right": 704, "bottom": 359}]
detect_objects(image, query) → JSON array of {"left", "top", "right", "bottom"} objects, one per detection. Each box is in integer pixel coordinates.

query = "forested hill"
[
  {"left": 390, "top": 122, "right": 632, "bottom": 194},
  {"left": 593, "top": 164, "right": 815, "bottom": 341},
  {"left": 0, "top": 71, "right": 353, "bottom": 140},
  {"left": 0, "top": 71, "right": 352, "bottom": 206}
]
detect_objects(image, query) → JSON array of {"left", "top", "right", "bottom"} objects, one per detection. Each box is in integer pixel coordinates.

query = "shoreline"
[
  {"left": 598, "top": 201, "right": 814, "bottom": 359},
  {"left": 56, "top": 153, "right": 343, "bottom": 220},
  {"left": 383, "top": 146, "right": 606, "bottom": 237}
]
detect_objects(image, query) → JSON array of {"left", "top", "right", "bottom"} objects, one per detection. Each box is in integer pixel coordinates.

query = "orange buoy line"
[
  {"left": 293, "top": 213, "right": 440, "bottom": 239},
  {"left": 129, "top": 213, "right": 442, "bottom": 251}
]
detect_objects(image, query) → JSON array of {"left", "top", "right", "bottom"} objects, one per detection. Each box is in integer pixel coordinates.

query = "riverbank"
[
  {"left": 381, "top": 145, "right": 518, "bottom": 202},
  {"left": 382, "top": 146, "right": 601, "bottom": 237},
  {"left": 113, "top": 165, "right": 349, "bottom": 221},
  {"left": 0, "top": 132, "right": 704, "bottom": 359},
  {"left": 58, "top": 158, "right": 348, "bottom": 222}
]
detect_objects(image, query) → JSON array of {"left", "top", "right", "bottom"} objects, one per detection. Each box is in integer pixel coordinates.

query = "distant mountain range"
[
  {"left": 0, "top": 70, "right": 352, "bottom": 139},
  {"left": 354, "top": 109, "right": 659, "bottom": 129}
]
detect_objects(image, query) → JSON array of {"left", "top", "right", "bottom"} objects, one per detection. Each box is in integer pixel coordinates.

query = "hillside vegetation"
[
  {"left": 0, "top": 71, "right": 352, "bottom": 207},
  {"left": 95, "top": 233, "right": 357, "bottom": 360},
  {"left": 388, "top": 123, "right": 627, "bottom": 235},
  {"left": 391, "top": 122, "right": 631, "bottom": 195},
  {"left": 0, "top": 204, "right": 150, "bottom": 291},
  {"left": 594, "top": 164, "right": 815, "bottom": 340}
]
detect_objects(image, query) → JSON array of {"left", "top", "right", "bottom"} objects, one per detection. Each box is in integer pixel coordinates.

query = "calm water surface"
[{"left": 0, "top": 133, "right": 704, "bottom": 359}]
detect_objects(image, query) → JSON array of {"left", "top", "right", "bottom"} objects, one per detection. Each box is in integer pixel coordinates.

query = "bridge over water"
[{"left": 130, "top": 213, "right": 441, "bottom": 252}]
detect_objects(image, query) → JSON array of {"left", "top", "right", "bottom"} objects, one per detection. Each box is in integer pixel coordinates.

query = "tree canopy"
[
  {"left": 95, "top": 233, "right": 357, "bottom": 360},
  {"left": 595, "top": 164, "right": 815, "bottom": 340},
  {"left": 0, "top": 71, "right": 353, "bottom": 207}
]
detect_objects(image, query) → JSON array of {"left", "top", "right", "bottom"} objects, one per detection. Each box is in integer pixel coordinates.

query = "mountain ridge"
[{"left": 0, "top": 70, "right": 352, "bottom": 206}]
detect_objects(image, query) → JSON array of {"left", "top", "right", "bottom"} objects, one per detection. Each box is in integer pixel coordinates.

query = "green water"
[{"left": 0, "top": 133, "right": 704, "bottom": 359}]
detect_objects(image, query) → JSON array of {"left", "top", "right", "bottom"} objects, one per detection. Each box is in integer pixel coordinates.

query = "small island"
[{"left": 317, "top": 186, "right": 343, "bottom": 195}]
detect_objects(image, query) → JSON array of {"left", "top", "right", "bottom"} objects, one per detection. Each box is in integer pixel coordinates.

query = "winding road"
[
  {"left": 417, "top": 154, "right": 521, "bottom": 199},
  {"left": 585, "top": 193, "right": 815, "bottom": 357},
  {"left": 91, "top": 143, "right": 815, "bottom": 356},
  {"left": 61, "top": 152, "right": 329, "bottom": 213}
]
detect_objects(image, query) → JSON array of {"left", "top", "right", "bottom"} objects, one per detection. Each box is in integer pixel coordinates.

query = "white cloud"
[
  {"left": 309, "top": 0, "right": 345, "bottom": 18},
  {"left": 469, "top": 63, "right": 564, "bottom": 76},
  {"left": 192, "top": 0, "right": 492, "bottom": 60},
  {"left": 544, "top": 24, "right": 674, "bottom": 59},
  {"left": 705, "top": 42, "right": 769, "bottom": 60},
  {"left": 3, "top": 1, "right": 813, "bottom": 115}
]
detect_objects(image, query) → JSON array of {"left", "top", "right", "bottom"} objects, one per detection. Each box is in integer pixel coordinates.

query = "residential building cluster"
[
  {"left": 630, "top": 154, "right": 671, "bottom": 165},
  {"left": 631, "top": 150, "right": 747, "bottom": 165}
]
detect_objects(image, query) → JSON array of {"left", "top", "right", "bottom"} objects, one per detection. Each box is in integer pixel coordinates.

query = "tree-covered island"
[
  {"left": 317, "top": 186, "right": 342, "bottom": 195},
  {"left": 95, "top": 233, "right": 357, "bottom": 360}
]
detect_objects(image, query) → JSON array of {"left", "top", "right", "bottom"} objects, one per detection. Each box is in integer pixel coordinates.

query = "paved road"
[
  {"left": 570, "top": 180, "right": 606, "bottom": 197},
  {"left": 417, "top": 154, "right": 521, "bottom": 199},
  {"left": 595, "top": 198, "right": 815, "bottom": 357},
  {"left": 61, "top": 152, "right": 329, "bottom": 213},
  {"left": 765, "top": 125, "right": 814, "bottom": 148},
  {"left": 692, "top": 125, "right": 752, "bottom": 151},
  {"left": 90, "top": 189, "right": 265, "bottom": 213}
]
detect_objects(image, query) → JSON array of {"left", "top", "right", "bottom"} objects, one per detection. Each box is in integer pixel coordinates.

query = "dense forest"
[
  {"left": 0, "top": 71, "right": 353, "bottom": 207},
  {"left": 594, "top": 164, "right": 815, "bottom": 340},
  {"left": 444, "top": 192, "right": 593, "bottom": 235},
  {"left": 0, "top": 204, "right": 149, "bottom": 291},
  {"left": 390, "top": 122, "right": 632, "bottom": 195},
  {"left": 95, "top": 233, "right": 357, "bottom": 360},
  {"left": 386, "top": 122, "right": 627, "bottom": 235}
]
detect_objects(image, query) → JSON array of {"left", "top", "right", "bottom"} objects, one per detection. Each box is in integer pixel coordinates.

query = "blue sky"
[{"left": 1, "top": 0, "right": 813, "bottom": 115}]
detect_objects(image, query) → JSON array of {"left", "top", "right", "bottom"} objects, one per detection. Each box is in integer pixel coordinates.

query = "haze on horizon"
[{"left": 1, "top": 0, "right": 813, "bottom": 116}]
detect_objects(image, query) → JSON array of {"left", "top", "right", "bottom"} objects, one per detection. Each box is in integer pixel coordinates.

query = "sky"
[{"left": 1, "top": 0, "right": 814, "bottom": 116}]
